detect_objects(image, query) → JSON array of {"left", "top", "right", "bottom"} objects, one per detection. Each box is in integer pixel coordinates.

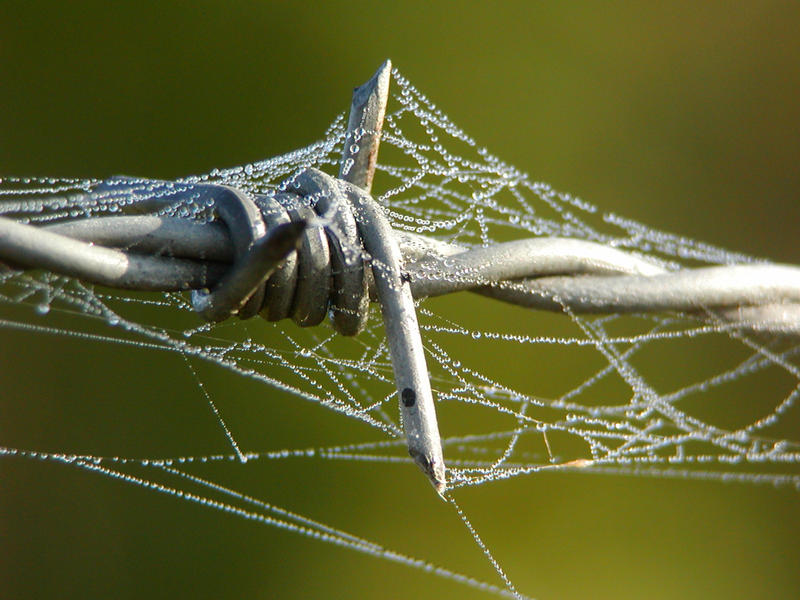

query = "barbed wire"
[
  {"left": 3, "top": 184, "right": 799, "bottom": 333},
  {"left": 2, "top": 60, "right": 800, "bottom": 496}
]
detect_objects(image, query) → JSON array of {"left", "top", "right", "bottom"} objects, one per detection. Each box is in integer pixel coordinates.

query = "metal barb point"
[
  {"left": 338, "top": 59, "right": 392, "bottom": 193},
  {"left": 337, "top": 60, "right": 448, "bottom": 498}
]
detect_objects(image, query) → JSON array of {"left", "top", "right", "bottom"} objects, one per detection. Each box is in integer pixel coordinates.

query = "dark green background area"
[{"left": 1, "top": 3, "right": 799, "bottom": 600}]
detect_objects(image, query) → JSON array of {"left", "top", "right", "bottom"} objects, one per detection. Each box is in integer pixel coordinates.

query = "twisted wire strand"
[{"left": 3, "top": 174, "right": 800, "bottom": 336}]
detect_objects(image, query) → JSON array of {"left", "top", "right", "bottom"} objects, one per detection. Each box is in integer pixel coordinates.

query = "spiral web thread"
[{"left": 1, "top": 68, "right": 799, "bottom": 598}]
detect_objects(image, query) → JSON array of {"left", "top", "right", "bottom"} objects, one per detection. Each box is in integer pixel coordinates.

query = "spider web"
[{"left": 1, "top": 69, "right": 799, "bottom": 599}]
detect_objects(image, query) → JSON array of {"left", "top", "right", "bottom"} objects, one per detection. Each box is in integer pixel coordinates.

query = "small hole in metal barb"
[{"left": 401, "top": 387, "right": 416, "bottom": 407}]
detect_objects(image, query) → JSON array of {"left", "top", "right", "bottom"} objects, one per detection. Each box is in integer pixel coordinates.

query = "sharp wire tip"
[
  {"left": 341, "top": 62, "right": 447, "bottom": 495},
  {"left": 433, "top": 478, "right": 448, "bottom": 500}
]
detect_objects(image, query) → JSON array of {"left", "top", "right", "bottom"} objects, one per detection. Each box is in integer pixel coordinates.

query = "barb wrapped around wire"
[{"left": 89, "top": 171, "right": 375, "bottom": 335}]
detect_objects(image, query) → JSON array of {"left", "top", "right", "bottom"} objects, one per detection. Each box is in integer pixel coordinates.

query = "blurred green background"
[{"left": 1, "top": 2, "right": 799, "bottom": 599}]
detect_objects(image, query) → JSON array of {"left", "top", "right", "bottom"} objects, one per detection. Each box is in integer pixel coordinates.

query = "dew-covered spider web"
[{"left": 1, "top": 69, "right": 799, "bottom": 599}]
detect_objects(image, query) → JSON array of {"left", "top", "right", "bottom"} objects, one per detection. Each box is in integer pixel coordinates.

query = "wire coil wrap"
[{"left": 97, "top": 171, "right": 373, "bottom": 336}]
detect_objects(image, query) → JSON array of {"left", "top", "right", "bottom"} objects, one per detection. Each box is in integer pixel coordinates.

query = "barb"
[
  {"left": 339, "top": 58, "right": 391, "bottom": 192},
  {"left": 333, "top": 59, "right": 446, "bottom": 494}
]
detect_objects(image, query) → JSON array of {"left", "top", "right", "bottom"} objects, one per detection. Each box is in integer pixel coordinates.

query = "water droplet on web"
[
  {"left": 342, "top": 158, "right": 354, "bottom": 176},
  {"left": 35, "top": 303, "right": 50, "bottom": 315}
]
